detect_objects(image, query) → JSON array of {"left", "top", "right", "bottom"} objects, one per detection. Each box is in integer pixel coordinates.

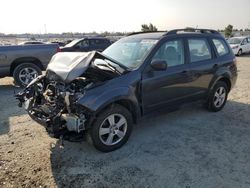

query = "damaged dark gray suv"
[{"left": 16, "top": 29, "right": 237, "bottom": 152}]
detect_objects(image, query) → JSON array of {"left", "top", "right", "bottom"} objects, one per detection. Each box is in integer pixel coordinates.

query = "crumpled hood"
[{"left": 46, "top": 52, "right": 95, "bottom": 83}]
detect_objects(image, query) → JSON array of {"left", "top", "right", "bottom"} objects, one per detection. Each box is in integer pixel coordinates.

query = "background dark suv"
[
  {"left": 60, "top": 37, "right": 111, "bottom": 52},
  {"left": 17, "top": 29, "right": 237, "bottom": 152}
]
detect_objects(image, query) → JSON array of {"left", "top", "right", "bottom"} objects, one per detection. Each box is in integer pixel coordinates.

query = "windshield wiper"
[
  {"left": 95, "top": 51, "right": 129, "bottom": 71},
  {"left": 96, "top": 62, "right": 122, "bottom": 75}
]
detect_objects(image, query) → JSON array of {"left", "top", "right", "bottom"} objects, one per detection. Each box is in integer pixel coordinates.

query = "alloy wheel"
[
  {"left": 99, "top": 114, "right": 127, "bottom": 146},
  {"left": 213, "top": 86, "right": 226, "bottom": 108},
  {"left": 18, "top": 67, "right": 38, "bottom": 85}
]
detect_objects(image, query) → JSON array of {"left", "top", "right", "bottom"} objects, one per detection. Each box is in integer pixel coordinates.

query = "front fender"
[{"left": 76, "top": 86, "right": 139, "bottom": 113}]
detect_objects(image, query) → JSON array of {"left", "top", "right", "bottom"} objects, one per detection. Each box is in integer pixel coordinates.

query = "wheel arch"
[
  {"left": 95, "top": 99, "right": 139, "bottom": 122},
  {"left": 237, "top": 48, "right": 243, "bottom": 56},
  {"left": 112, "top": 99, "right": 139, "bottom": 123},
  {"left": 209, "top": 74, "right": 232, "bottom": 93},
  {"left": 10, "top": 57, "right": 44, "bottom": 76},
  {"left": 217, "top": 77, "right": 231, "bottom": 91},
  {"left": 84, "top": 97, "right": 141, "bottom": 129}
]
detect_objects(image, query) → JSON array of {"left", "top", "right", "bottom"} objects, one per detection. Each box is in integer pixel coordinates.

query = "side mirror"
[
  {"left": 150, "top": 60, "right": 167, "bottom": 71},
  {"left": 74, "top": 45, "right": 80, "bottom": 49}
]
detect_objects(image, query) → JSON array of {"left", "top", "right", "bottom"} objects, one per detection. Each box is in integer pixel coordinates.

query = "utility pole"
[
  {"left": 44, "top": 24, "right": 47, "bottom": 42},
  {"left": 44, "top": 24, "right": 47, "bottom": 34}
]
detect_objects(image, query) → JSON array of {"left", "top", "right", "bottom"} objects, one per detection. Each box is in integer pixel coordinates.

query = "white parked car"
[{"left": 228, "top": 36, "right": 250, "bottom": 56}]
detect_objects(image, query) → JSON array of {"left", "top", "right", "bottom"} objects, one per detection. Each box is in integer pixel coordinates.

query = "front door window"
[{"left": 152, "top": 39, "right": 184, "bottom": 67}]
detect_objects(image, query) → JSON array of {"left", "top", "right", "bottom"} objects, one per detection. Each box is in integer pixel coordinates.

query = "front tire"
[
  {"left": 237, "top": 49, "right": 242, "bottom": 56},
  {"left": 13, "top": 63, "right": 42, "bottom": 87},
  {"left": 89, "top": 104, "right": 133, "bottom": 152},
  {"left": 206, "top": 81, "right": 229, "bottom": 112}
]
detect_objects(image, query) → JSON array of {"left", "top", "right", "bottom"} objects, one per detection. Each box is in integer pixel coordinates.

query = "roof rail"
[
  {"left": 127, "top": 31, "right": 166, "bottom": 36},
  {"left": 165, "top": 29, "right": 220, "bottom": 35}
]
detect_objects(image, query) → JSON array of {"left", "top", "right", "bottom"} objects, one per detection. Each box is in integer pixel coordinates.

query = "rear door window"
[
  {"left": 89, "top": 39, "right": 96, "bottom": 46},
  {"left": 212, "top": 39, "right": 229, "bottom": 56},
  {"left": 95, "top": 39, "right": 104, "bottom": 46},
  {"left": 90, "top": 39, "right": 105, "bottom": 46},
  {"left": 76, "top": 40, "right": 89, "bottom": 48},
  {"left": 188, "top": 39, "right": 212, "bottom": 63}
]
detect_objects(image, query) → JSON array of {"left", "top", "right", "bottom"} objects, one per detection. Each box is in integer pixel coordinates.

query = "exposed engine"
[
  {"left": 16, "top": 51, "right": 125, "bottom": 137},
  {"left": 17, "top": 75, "right": 94, "bottom": 137}
]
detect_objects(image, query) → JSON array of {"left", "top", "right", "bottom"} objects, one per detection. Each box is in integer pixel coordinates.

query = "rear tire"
[
  {"left": 206, "top": 81, "right": 229, "bottom": 112},
  {"left": 88, "top": 104, "right": 133, "bottom": 152},
  {"left": 13, "top": 63, "right": 42, "bottom": 87}
]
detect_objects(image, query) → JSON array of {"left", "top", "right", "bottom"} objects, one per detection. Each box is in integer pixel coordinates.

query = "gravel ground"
[{"left": 0, "top": 55, "right": 250, "bottom": 188}]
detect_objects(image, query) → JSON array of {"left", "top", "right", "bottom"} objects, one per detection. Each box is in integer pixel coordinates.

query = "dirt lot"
[{"left": 0, "top": 55, "right": 250, "bottom": 188}]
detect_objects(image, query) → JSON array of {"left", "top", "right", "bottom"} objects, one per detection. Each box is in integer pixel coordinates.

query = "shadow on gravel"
[
  {"left": 237, "top": 53, "right": 250, "bottom": 58},
  {"left": 50, "top": 100, "right": 250, "bottom": 188},
  {"left": 0, "top": 84, "right": 23, "bottom": 135}
]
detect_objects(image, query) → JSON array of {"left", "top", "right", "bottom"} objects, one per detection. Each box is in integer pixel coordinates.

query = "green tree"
[
  {"left": 224, "top": 25, "right": 233, "bottom": 38},
  {"left": 141, "top": 23, "right": 158, "bottom": 32}
]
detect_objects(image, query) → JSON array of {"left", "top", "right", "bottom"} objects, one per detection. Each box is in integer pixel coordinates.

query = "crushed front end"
[
  {"left": 16, "top": 74, "right": 91, "bottom": 137},
  {"left": 15, "top": 51, "right": 124, "bottom": 137}
]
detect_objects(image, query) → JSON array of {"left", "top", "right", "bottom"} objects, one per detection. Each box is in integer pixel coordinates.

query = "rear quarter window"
[{"left": 212, "top": 39, "right": 229, "bottom": 56}]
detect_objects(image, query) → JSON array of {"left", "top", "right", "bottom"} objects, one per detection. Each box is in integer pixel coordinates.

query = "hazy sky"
[{"left": 0, "top": 0, "right": 249, "bottom": 34}]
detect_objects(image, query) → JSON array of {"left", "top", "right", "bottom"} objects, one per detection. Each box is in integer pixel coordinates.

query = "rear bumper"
[
  {"left": 229, "top": 64, "right": 238, "bottom": 91},
  {"left": 231, "top": 74, "right": 237, "bottom": 90}
]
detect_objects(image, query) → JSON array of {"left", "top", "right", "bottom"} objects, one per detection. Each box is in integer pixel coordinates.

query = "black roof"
[
  {"left": 126, "top": 32, "right": 166, "bottom": 39},
  {"left": 166, "top": 28, "right": 220, "bottom": 35},
  {"left": 127, "top": 29, "right": 221, "bottom": 39}
]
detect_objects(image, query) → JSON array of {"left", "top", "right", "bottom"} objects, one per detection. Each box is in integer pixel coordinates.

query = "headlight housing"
[
  {"left": 46, "top": 70, "right": 61, "bottom": 81},
  {"left": 232, "top": 45, "right": 239, "bottom": 49}
]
